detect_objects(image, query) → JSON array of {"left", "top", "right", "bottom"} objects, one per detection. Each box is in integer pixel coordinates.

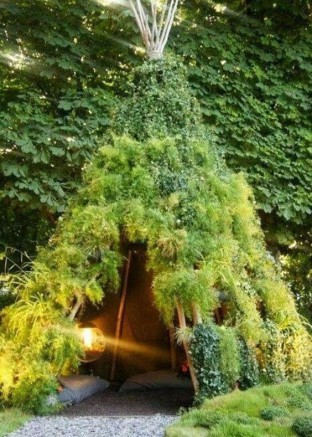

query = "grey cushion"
[
  {"left": 58, "top": 375, "right": 110, "bottom": 404},
  {"left": 119, "top": 370, "right": 193, "bottom": 392}
]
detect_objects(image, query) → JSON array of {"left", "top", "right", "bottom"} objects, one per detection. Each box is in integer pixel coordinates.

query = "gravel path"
[
  {"left": 9, "top": 415, "right": 176, "bottom": 437},
  {"left": 8, "top": 389, "right": 191, "bottom": 436},
  {"left": 58, "top": 388, "right": 193, "bottom": 416}
]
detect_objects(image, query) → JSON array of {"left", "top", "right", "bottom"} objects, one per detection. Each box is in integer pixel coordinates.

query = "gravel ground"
[
  {"left": 8, "top": 389, "right": 192, "bottom": 436},
  {"left": 58, "top": 388, "right": 193, "bottom": 416},
  {"left": 8, "top": 415, "right": 176, "bottom": 437}
]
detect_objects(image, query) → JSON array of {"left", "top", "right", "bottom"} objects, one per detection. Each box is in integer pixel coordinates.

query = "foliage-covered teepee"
[{"left": 0, "top": 0, "right": 311, "bottom": 412}]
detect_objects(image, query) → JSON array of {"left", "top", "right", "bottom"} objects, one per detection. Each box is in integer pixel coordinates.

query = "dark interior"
[{"left": 79, "top": 246, "right": 175, "bottom": 382}]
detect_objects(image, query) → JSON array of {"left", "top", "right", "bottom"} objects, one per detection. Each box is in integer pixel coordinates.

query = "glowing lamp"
[{"left": 77, "top": 322, "right": 106, "bottom": 362}]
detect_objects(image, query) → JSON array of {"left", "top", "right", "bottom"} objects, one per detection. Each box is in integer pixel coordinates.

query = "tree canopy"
[{"left": 175, "top": 2, "right": 312, "bottom": 228}]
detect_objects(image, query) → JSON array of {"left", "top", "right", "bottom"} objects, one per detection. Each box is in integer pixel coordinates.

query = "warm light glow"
[
  {"left": 77, "top": 323, "right": 106, "bottom": 362},
  {"left": 82, "top": 328, "right": 93, "bottom": 350},
  {"left": 77, "top": 323, "right": 171, "bottom": 363},
  {"left": 102, "top": 335, "right": 170, "bottom": 359}
]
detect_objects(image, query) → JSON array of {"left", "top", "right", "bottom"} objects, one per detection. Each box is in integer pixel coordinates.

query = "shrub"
[
  {"left": 219, "top": 327, "right": 241, "bottom": 387},
  {"left": 292, "top": 416, "right": 312, "bottom": 437},
  {"left": 238, "top": 338, "right": 260, "bottom": 390},
  {"left": 191, "top": 325, "right": 262, "bottom": 402},
  {"left": 288, "top": 393, "right": 312, "bottom": 411},
  {"left": 11, "top": 370, "right": 59, "bottom": 415},
  {"left": 190, "top": 324, "right": 230, "bottom": 402},
  {"left": 299, "top": 384, "right": 312, "bottom": 401},
  {"left": 260, "top": 406, "right": 289, "bottom": 421}
]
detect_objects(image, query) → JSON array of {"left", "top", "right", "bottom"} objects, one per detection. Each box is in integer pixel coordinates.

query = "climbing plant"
[{"left": 190, "top": 324, "right": 242, "bottom": 402}]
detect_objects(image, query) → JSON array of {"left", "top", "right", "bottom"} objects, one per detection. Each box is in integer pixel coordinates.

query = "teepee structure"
[{"left": 0, "top": 0, "right": 311, "bottom": 412}]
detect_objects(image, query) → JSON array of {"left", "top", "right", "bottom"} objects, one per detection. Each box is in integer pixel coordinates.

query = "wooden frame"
[
  {"left": 110, "top": 250, "right": 132, "bottom": 380},
  {"left": 129, "top": 0, "right": 179, "bottom": 59},
  {"left": 176, "top": 301, "right": 199, "bottom": 392}
]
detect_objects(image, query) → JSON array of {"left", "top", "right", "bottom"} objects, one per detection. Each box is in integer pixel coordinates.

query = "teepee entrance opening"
[{"left": 79, "top": 245, "right": 183, "bottom": 384}]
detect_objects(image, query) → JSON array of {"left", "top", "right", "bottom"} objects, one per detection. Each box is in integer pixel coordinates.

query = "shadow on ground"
[{"left": 58, "top": 388, "right": 194, "bottom": 417}]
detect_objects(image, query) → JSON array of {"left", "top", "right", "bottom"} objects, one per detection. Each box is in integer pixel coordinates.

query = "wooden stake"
[
  {"left": 110, "top": 250, "right": 132, "bottom": 381},
  {"left": 176, "top": 301, "right": 199, "bottom": 392},
  {"left": 214, "top": 308, "right": 222, "bottom": 325},
  {"left": 68, "top": 296, "right": 84, "bottom": 321},
  {"left": 169, "top": 324, "right": 177, "bottom": 371},
  {"left": 192, "top": 303, "right": 202, "bottom": 324}
]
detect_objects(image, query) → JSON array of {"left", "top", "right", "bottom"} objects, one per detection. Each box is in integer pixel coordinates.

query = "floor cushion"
[
  {"left": 119, "top": 369, "right": 193, "bottom": 392},
  {"left": 58, "top": 375, "right": 110, "bottom": 404}
]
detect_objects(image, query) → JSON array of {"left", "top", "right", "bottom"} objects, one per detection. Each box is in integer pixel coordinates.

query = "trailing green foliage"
[
  {"left": 0, "top": 299, "right": 82, "bottom": 412},
  {"left": 190, "top": 324, "right": 256, "bottom": 401},
  {"left": 1, "top": 1, "right": 311, "bottom": 321},
  {"left": 190, "top": 325, "right": 230, "bottom": 401},
  {"left": 0, "top": 58, "right": 311, "bottom": 411},
  {"left": 238, "top": 338, "right": 260, "bottom": 390},
  {"left": 219, "top": 326, "right": 241, "bottom": 387}
]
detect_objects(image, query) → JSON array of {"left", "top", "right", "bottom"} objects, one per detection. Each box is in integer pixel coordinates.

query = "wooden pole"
[
  {"left": 192, "top": 303, "right": 202, "bottom": 325},
  {"left": 176, "top": 301, "right": 199, "bottom": 392},
  {"left": 129, "top": 0, "right": 179, "bottom": 59},
  {"left": 214, "top": 308, "right": 222, "bottom": 325},
  {"left": 169, "top": 324, "right": 177, "bottom": 371},
  {"left": 68, "top": 296, "right": 84, "bottom": 321},
  {"left": 110, "top": 250, "right": 132, "bottom": 381}
]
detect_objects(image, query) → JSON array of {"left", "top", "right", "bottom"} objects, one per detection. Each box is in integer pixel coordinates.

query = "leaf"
[{"left": 58, "top": 101, "right": 73, "bottom": 111}]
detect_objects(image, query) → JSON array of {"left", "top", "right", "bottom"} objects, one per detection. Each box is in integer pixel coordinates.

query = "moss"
[
  {"left": 0, "top": 409, "right": 31, "bottom": 437},
  {"left": 167, "top": 383, "right": 311, "bottom": 437},
  {"left": 260, "top": 406, "right": 289, "bottom": 421},
  {"left": 292, "top": 417, "right": 312, "bottom": 437}
]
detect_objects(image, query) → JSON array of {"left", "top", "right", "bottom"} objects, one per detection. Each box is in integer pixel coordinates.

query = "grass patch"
[
  {"left": 166, "top": 383, "right": 312, "bottom": 437},
  {"left": 0, "top": 408, "right": 31, "bottom": 437}
]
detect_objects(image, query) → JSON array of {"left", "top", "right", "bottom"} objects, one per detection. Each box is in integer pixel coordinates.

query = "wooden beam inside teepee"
[
  {"left": 110, "top": 250, "right": 132, "bottom": 380},
  {"left": 169, "top": 324, "right": 177, "bottom": 370},
  {"left": 176, "top": 301, "right": 199, "bottom": 393},
  {"left": 129, "top": 0, "right": 179, "bottom": 59}
]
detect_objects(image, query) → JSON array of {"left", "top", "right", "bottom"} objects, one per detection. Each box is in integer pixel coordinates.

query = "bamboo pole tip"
[{"left": 147, "top": 50, "right": 163, "bottom": 59}]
